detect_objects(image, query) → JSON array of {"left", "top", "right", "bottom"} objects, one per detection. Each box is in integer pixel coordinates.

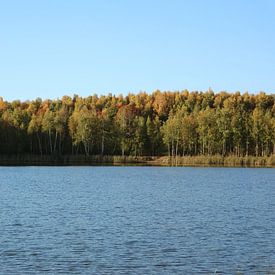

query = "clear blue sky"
[{"left": 0, "top": 0, "right": 274, "bottom": 101}]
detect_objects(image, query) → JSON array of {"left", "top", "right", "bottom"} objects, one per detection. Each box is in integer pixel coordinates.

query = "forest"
[{"left": 0, "top": 90, "right": 274, "bottom": 158}]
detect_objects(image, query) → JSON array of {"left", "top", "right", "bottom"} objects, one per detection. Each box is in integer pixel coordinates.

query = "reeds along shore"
[
  {"left": 0, "top": 154, "right": 274, "bottom": 167},
  {"left": 160, "top": 155, "right": 275, "bottom": 167}
]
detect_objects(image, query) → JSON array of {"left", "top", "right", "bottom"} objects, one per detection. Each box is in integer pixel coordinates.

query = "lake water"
[{"left": 0, "top": 167, "right": 274, "bottom": 274}]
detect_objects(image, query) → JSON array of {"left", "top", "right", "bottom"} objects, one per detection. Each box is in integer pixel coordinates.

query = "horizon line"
[{"left": 1, "top": 88, "right": 274, "bottom": 102}]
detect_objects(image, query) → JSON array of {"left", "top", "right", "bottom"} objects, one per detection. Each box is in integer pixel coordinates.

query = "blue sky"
[{"left": 0, "top": 0, "right": 274, "bottom": 101}]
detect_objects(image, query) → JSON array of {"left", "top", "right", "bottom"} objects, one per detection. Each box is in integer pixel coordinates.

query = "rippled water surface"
[{"left": 0, "top": 167, "right": 275, "bottom": 274}]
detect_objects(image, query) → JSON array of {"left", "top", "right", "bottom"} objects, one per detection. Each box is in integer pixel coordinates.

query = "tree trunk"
[
  {"left": 101, "top": 134, "right": 104, "bottom": 156},
  {"left": 37, "top": 133, "right": 42, "bottom": 156},
  {"left": 54, "top": 131, "right": 58, "bottom": 152},
  {"left": 48, "top": 130, "right": 52, "bottom": 154},
  {"left": 175, "top": 139, "right": 179, "bottom": 166},
  {"left": 122, "top": 140, "right": 125, "bottom": 157},
  {"left": 59, "top": 133, "right": 62, "bottom": 154},
  {"left": 30, "top": 137, "right": 33, "bottom": 154},
  {"left": 223, "top": 140, "right": 226, "bottom": 156},
  {"left": 84, "top": 142, "right": 89, "bottom": 156}
]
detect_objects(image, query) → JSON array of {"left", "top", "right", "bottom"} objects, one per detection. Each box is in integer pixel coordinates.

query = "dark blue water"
[{"left": 0, "top": 167, "right": 274, "bottom": 274}]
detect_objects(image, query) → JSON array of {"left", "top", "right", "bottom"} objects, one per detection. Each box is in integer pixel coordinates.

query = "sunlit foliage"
[{"left": 0, "top": 91, "right": 274, "bottom": 157}]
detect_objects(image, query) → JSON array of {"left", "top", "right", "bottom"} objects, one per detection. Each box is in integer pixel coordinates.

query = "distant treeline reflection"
[{"left": 0, "top": 90, "right": 274, "bottom": 157}]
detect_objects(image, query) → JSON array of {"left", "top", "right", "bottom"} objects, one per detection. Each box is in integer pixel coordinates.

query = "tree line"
[{"left": 0, "top": 90, "right": 274, "bottom": 157}]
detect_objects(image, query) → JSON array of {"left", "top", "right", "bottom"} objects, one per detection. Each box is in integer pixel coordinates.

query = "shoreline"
[{"left": 0, "top": 155, "right": 274, "bottom": 167}]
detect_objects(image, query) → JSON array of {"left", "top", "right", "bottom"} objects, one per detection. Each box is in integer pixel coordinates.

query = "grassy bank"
[
  {"left": 0, "top": 154, "right": 274, "bottom": 167},
  {"left": 153, "top": 155, "right": 275, "bottom": 167}
]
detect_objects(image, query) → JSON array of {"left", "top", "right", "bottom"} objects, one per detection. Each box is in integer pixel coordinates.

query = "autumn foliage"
[{"left": 0, "top": 90, "right": 274, "bottom": 157}]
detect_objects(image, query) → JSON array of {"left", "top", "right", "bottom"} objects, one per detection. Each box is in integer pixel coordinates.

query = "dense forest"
[{"left": 0, "top": 90, "right": 274, "bottom": 158}]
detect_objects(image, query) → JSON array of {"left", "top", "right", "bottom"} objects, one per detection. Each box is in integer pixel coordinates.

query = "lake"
[{"left": 0, "top": 167, "right": 274, "bottom": 274}]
